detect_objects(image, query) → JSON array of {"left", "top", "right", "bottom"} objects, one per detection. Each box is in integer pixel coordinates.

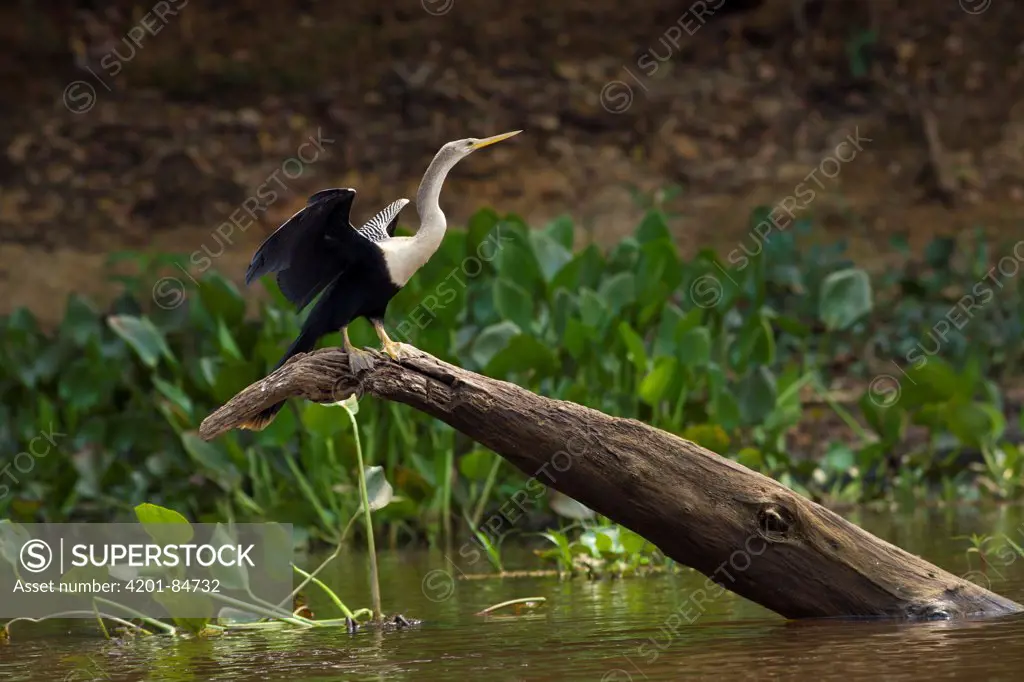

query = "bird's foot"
[
  {"left": 347, "top": 348, "right": 377, "bottom": 373},
  {"left": 382, "top": 340, "right": 415, "bottom": 362}
]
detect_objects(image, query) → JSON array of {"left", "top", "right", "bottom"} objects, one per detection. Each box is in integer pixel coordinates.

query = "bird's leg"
[
  {"left": 343, "top": 327, "right": 376, "bottom": 372},
  {"left": 372, "top": 320, "right": 413, "bottom": 361}
]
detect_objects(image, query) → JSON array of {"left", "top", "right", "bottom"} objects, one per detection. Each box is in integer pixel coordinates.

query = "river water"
[{"left": 3, "top": 505, "right": 1024, "bottom": 681}]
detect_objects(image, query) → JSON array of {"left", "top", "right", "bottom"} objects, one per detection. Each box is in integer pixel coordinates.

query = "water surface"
[{"left": 3, "top": 505, "right": 1024, "bottom": 681}]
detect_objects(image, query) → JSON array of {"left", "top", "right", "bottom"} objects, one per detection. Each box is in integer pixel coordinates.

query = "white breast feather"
[{"left": 379, "top": 237, "right": 432, "bottom": 287}]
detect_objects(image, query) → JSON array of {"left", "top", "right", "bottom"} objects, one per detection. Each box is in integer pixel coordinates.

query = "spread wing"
[
  {"left": 357, "top": 198, "right": 410, "bottom": 242},
  {"left": 244, "top": 188, "right": 376, "bottom": 311}
]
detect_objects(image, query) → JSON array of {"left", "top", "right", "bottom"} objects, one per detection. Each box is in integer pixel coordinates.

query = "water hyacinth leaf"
[
  {"left": 498, "top": 214, "right": 531, "bottom": 243},
  {"left": 539, "top": 531, "right": 573, "bottom": 565},
  {"left": 637, "top": 240, "right": 683, "bottom": 308},
  {"left": 181, "top": 431, "right": 242, "bottom": 490},
  {"left": 153, "top": 376, "right": 194, "bottom": 420},
  {"left": 618, "top": 322, "right": 648, "bottom": 374},
  {"left": 551, "top": 289, "right": 578, "bottom": 338},
  {"left": 364, "top": 466, "right": 394, "bottom": 511},
  {"left": 209, "top": 523, "right": 249, "bottom": 590},
  {"left": 608, "top": 237, "right": 640, "bottom": 272},
  {"left": 818, "top": 268, "right": 872, "bottom": 331},
  {"left": 466, "top": 207, "right": 500, "bottom": 261},
  {"left": 493, "top": 278, "right": 534, "bottom": 332},
  {"left": 551, "top": 244, "right": 606, "bottom": 294},
  {"left": 563, "top": 318, "right": 588, "bottom": 361},
  {"left": 485, "top": 333, "right": 560, "bottom": 378},
  {"left": 302, "top": 402, "right": 346, "bottom": 439},
  {"left": 712, "top": 387, "right": 741, "bottom": 431},
  {"left": 108, "top": 315, "right": 174, "bottom": 368},
  {"left": 900, "top": 357, "right": 968, "bottom": 406},
  {"left": 654, "top": 303, "right": 685, "bottom": 358},
  {"left": 472, "top": 529, "right": 504, "bottom": 572},
  {"left": 736, "top": 366, "right": 778, "bottom": 425},
  {"left": 681, "top": 424, "right": 731, "bottom": 453},
  {"left": 135, "top": 503, "right": 194, "bottom": 545},
  {"left": 471, "top": 320, "right": 521, "bottom": 367},
  {"left": 677, "top": 327, "right": 711, "bottom": 368},
  {"left": 751, "top": 312, "right": 776, "bottom": 365},
  {"left": 638, "top": 357, "right": 678, "bottom": 407},
  {"left": 529, "top": 230, "right": 573, "bottom": 283},
  {"left": 340, "top": 394, "right": 359, "bottom": 416},
  {"left": 493, "top": 241, "right": 542, "bottom": 295},
  {"left": 579, "top": 289, "right": 608, "bottom": 332},
  {"left": 61, "top": 564, "right": 111, "bottom": 589},
  {"left": 59, "top": 358, "right": 106, "bottom": 412},
  {"left": 736, "top": 447, "right": 765, "bottom": 471},
  {"left": 253, "top": 404, "right": 298, "bottom": 447},
  {"left": 822, "top": 443, "right": 856, "bottom": 475},
  {"left": 459, "top": 450, "right": 494, "bottom": 481},
  {"left": 262, "top": 522, "right": 294, "bottom": 582},
  {"left": 619, "top": 528, "right": 648, "bottom": 555},
  {"left": 859, "top": 392, "right": 905, "bottom": 443},
  {"left": 731, "top": 312, "right": 776, "bottom": 370},
  {"left": 0, "top": 521, "right": 31, "bottom": 567},
  {"left": 674, "top": 305, "right": 704, "bottom": 337},
  {"left": 773, "top": 313, "right": 810, "bottom": 338},
  {"left": 598, "top": 272, "right": 636, "bottom": 316},
  {"left": 594, "top": 528, "right": 617, "bottom": 555},
  {"left": 924, "top": 236, "right": 957, "bottom": 270},
  {"left": 60, "top": 295, "right": 102, "bottom": 346},
  {"left": 198, "top": 272, "right": 246, "bottom": 327},
  {"left": 208, "top": 359, "right": 259, "bottom": 405},
  {"left": 634, "top": 210, "right": 672, "bottom": 244},
  {"left": 216, "top": 319, "right": 244, "bottom": 361},
  {"left": 106, "top": 563, "right": 141, "bottom": 581},
  {"left": 579, "top": 527, "right": 621, "bottom": 557},
  {"left": 945, "top": 402, "right": 1006, "bottom": 449},
  {"left": 549, "top": 491, "right": 596, "bottom": 520},
  {"left": 544, "top": 214, "right": 575, "bottom": 250},
  {"left": 153, "top": 591, "right": 213, "bottom": 635}
]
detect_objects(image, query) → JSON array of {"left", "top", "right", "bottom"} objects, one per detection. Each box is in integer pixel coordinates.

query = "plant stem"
[
  {"left": 92, "top": 598, "right": 177, "bottom": 635},
  {"left": 4, "top": 610, "right": 152, "bottom": 638},
  {"left": 282, "top": 551, "right": 340, "bottom": 609},
  {"left": 442, "top": 441, "right": 454, "bottom": 545},
  {"left": 813, "top": 379, "right": 872, "bottom": 444},
  {"left": 284, "top": 453, "right": 334, "bottom": 536},
  {"left": 208, "top": 592, "right": 314, "bottom": 628},
  {"left": 470, "top": 454, "right": 502, "bottom": 529},
  {"left": 345, "top": 405, "right": 382, "bottom": 622},
  {"left": 291, "top": 564, "right": 356, "bottom": 620}
]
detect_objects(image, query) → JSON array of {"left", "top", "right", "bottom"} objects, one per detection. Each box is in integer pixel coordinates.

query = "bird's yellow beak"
[{"left": 470, "top": 130, "right": 522, "bottom": 150}]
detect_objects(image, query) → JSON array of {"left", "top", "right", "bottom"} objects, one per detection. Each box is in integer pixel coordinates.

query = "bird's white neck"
[
  {"left": 413, "top": 147, "right": 458, "bottom": 256},
  {"left": 380, "top": 148, "right": 460, "bottom": 287}
]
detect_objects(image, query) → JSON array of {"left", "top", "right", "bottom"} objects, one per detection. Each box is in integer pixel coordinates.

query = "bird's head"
[{"left": 440, "top": 130, "right": 522, "bottom": 163}]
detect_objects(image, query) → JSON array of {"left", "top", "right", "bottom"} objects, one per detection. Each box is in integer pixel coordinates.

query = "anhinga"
[{"left": 240, "top": 131, "right": 522, "bottom": 430}]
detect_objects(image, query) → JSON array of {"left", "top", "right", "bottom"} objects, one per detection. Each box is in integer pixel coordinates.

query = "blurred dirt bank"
[{"left": 1, "top": 0, "right": 1022, "bottom": 324}]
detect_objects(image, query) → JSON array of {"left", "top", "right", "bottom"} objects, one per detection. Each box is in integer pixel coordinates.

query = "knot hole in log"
[{"left": 758, "top": 503, "right": 794, "bottom": 542}]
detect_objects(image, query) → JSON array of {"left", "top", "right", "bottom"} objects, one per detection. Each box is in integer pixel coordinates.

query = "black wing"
[
  {"left": 357, "top": 198, "right": 410, "bottom": 242},
  {"left": 244, "top": 188, "right": 375, "bottom": 310}
]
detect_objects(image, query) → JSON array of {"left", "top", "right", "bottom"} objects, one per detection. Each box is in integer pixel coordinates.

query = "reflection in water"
[{"left": 3, "top": 506, "right": 1024, "bottom": 681}]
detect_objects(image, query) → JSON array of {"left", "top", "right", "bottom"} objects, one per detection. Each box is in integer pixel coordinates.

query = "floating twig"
[{"left": 475, "top": 597, "right": 546, "bottom": 616}]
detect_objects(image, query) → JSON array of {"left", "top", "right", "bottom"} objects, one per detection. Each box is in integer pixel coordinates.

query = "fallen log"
[{"left": 199, "top": 347, "right": 1023, "bottom": 620}]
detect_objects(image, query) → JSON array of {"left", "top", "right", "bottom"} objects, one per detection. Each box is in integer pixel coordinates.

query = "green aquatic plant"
[{"left": 0, "top": 208, "right": 1020, "bottom": 548}]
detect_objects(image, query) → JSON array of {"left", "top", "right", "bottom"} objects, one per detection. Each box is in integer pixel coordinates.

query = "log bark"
[{"left": 199, "top": 347, "right": 1023, "bottom": 620}]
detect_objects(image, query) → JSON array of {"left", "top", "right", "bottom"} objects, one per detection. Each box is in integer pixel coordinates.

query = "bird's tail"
[{"left": 239, "top": 327, "right": 319, "bottom": 431}]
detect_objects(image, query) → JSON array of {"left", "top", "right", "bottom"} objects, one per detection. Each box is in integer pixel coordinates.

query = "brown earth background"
[{"left": 1, "top": 0, "right": 1022, "bottom": 325}]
